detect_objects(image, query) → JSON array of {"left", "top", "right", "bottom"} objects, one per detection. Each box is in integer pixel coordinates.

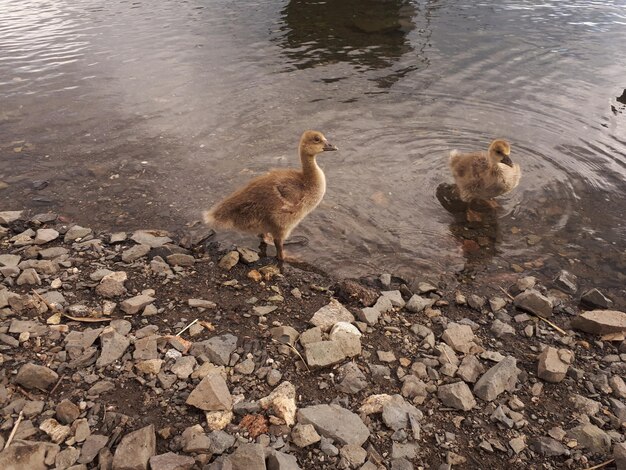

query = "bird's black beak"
[
  {"left": 502, "top": 155, "right": 513, "bottom": 167},
  {"left": 323, "top": 142, "right": 338, "bottom": 151}
]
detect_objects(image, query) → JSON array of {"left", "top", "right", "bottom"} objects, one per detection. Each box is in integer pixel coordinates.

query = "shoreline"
[{"left": 1, "top": 209, "right": 625, "bottom": 469}]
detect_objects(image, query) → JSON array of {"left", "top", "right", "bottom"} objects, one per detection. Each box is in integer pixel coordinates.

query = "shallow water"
[{"left": 1, "top": 0, "right": 625, "bottom": 288}]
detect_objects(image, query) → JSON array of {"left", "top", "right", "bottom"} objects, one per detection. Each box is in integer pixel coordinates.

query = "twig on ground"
[
  {"left": 48, "top": 374, "right": 65, "bottom": 396},
  {"left": 4, "top": 411, "right": 24, "bottom": 450},
  {"left": 176, "top": 319, "right": 199, "bottom": 337},
  {"left": 584, "top": 459, "right": 615, "bottom": 470},
  {"left": 271, "top": 339, "right": 309, "bottom": 372}
]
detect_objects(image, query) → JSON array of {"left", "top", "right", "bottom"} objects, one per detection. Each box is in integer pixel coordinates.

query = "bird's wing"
[
  {"left": 274, "top": 179, "right": 306, "bottom": 213},
  {"left": 470, "top": 154, "right": 490, "bottom": 178}
]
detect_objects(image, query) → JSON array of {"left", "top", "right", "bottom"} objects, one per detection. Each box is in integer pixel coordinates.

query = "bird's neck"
[{"left": 300, "top": 151, "right": 324, "bottom": 184}]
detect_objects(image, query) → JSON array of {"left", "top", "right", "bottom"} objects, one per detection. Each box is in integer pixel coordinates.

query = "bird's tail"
[{"left": 202, "top": 209, "right": 215, "bottom": 225}]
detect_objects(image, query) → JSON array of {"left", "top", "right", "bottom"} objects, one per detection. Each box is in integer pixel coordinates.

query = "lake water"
[{"left": 1, "top": 0, "right": 625, "bottom": 291}]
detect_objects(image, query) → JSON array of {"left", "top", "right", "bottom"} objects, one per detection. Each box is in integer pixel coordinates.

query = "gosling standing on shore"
[{"left": 203, "top": 130, "right": 338, "bottom": 261}]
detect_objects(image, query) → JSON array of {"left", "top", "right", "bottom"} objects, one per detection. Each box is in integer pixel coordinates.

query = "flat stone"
[
  {"left": 267, "top": 450, "right": 302, "bottom": 470},
  {"left": 55, "top": 447, "right": 80, "bottom": 469},
  {"left": 188, "top": 298, "right": 217, "bottom": 309},
  {"left": 566, "top": 423, "right": 611, "bottom": 454},
  {"left": 297, "top": 404, "right": 370, "bottom": 446},
  {"left": 237, "top": 247, "right": 260, "bottom": 264},
  {"left": 554, "top": 270, "right": 578, "bottom": 294},
  {"left": 329, "top": 322, "right": 362, "bottom": 357},
  {"left": 441, "top": 323, "right": 474, "bottom": 353},
  {"left": 456, "top": 355, "right": 484, "bottom": 383},
  {"left": 130, "top": 230, "right": 172, "bottom": 248},
  {"left": 438, "top": 382, "right": 476, "bottom": 411},
  {"left": 96, "top": 327, "right": 130, "bottom": 367},
  {"left": 513, "top": 290, "right": 553, "bottom": 317},
  {"left": 291, "top": 423, "right": 321, "bottom": 447},
  {"left": 64, "top": 225, "right": 92, "bottom": 242},
  {"left": 39, "top": 247, "right": 69, "bottom": 259},
  {"left": 340, "top": 444, "right": 367, "bottom": 468},
  {"left": 270, "top": 326, "right": 300, "bottom": 346},
  {"left": 473, "top": 356, "right": 519, "bottom": 402},
  {"left": 110, "top": 232, "right": 127, "bottom": 243},
  {"left": 34, "top": 228, "right": 59, "bottom": 245},
  {"left": 121, "top": 244, "right": 151, "bottom": 263},
  {"left": 218, "top": 251, "right": 239, "bottom": 270},
  {"left": 253, "top": 305, "right": 277, "bottom": 316},
  {"left": 171, "top": 356, "right": 197, "bottom": 379},
  {"left": 380, "top": 290, "right": 406, "bottom": 308},
  {"left": 135, "top": 359, "right": 163, "bottom": 375},
  {"left": 405, "top": 294, "right": 435, "bottom": 313},
  {"left": 581, "top": 288, "right": 613, "bottom": 309},
  {"left": 537, "top": 347, "right": 571, "bottom": 383},
  {"left": 186, "top": 372, "right": 233, "bottom": 411},
  {"left": 571, "top": 310, "right": 626, "bottom": 335},
  {"left": 310, "top": 299, "right": 355, "bottom": 332},
  {"left": 190, "top": 334, "right": 238, "bottom": 366},
  {"left": 56, "top": 399, "right": 80, "bottom": 424},
  {"left": 228, "top": 444, "right": 266, "bottom": 470},
  {"left": 336, "top": 362, "right": 368, "bottom": 394},
  {"left": 0, "top": 210, "right": 24, "bottom": 225},
  {"left": 120, "top": 294, "right": 155, "bottom": 315},
  {"left": 304, "top": 341, "right": 347, "bottom": 368},
  {"left": 491, "top": 319, "right": 516, "bottom": 338},
  {"left": 0, "top": 254, "right": 21, "bottom": 266},
  {"left": 529, "top": 436, "right": 569, "bottom": 457},
  {"left": 149, "top": 453, "right": 195, "bottom": 470},
  {"left": 78, "top": 434, "right": 109, "bottom": 464},
  {"left": 16, "top": 268, "right": 41, "bottom": 286},
  {"left": 166, "top": 254, "right": 195, "bottom": 267},
  {"left": 382, "top": 395, "right": 422, "bottom": 432},
  {"left": 111, "top": 424, "right": 156, "bottom": 470},
  {"left": 0, "top": 441, "right": 49, "bottom": 470},
  {"left": 613, "top": 442, "right": 626, "bottom": 470},
  {"left": 181, "top": 425, "right": 212, "bottom": 453},
  {"left": 15, "top": 363, "right": 58, "bottom": 390}
]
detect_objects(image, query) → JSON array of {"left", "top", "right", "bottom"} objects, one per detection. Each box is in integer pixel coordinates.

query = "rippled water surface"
[{"left": 1, "top": 0, "right": 625, "bottom": 287}]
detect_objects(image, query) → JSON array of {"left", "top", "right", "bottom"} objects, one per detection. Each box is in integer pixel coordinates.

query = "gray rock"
[
  {"left": 319, "top": 436, "right": 339, "bottom": 457},
  {"left": 15, "top": 363, "right": 59, "bottom": 390},
  {"left": 55, "top": 447, "right": 80, "bottom": 469},
  {"left": 529, "top": 437, "right": 569, "bottom": 457},
  {"left": 336, "top": 362, "right": 368, "bottom": 394},
  {"left": 554, "top": 270, "right": 577, "bottom": 294},
  {"left": 188, "top": 298, "right": 217, "bottom": 309},
  {"left": 130, "top": 230, "right": 172, "bottom": 248},
  {"left": 16, "top": 268, "right": 41, "bottom": 286},
  {"left": 358, "top": 307, "right": 380, "bottom": 326},
  {"left": 78, "top": 434, "right": 109, "bottom": 464},
  {"left": 39, "top": 246, "right": 69, "bottom": 259},
  {"left": 228, "top": 444, "right": 266, "bottom": 470},
  {"left": 181, "top": 425, "right": 212, "bottom": 453},
  {"left": 270, "top": 326, "right": 300, "bottom": 346},
  {"left": 566, "top": 423, "right": 611, "bottom": 454},
  {"left": 171, "top": 356, "right": 197, "bottom": 380},
  {"left": 237, "top": 247, "right": 260, "bottom": 264},
  {"left": 441, "top": 323, "right": 474, "bottom": 353},
  {"left": 339, "top": 444, "right": 367, "bottom": 468},
  {"left": 392, "top": 442, "right": 419, "bottom": 460},
  {"left": 438, "top": 382, "right": 476, "bottom": 411},
  {"left": 489, "top": 297, "right": 507, "bottom": 312},
  {"left": 382, "top": 395, "right": 422, "bottom": 431},
  {"left": 34, "top": 228, "right": 59, "bottom": 245},
  {"left": 0, "top": 440, "right": 49, "bottom": 470},
  {"left": 291, "top": 423, "right": 321, "bottom": 447},
  {"left": 467, "top": 294, "right": 486, "bottom": 311},
  {"left": 186, "top": 372, "right": 233, "bottom": 411},
  {"left": 218, "top": 251, "right": 239, "bottom": 270},
  {"left": 96, "top": 279, "right": 127, "bottom": 298},
  {"left": 111, "top": 424, "right": 156, "bottom": 470},
  {"left": 513, "top": 290, "right": 553, "bottom": 317},
  {"left": 149, "top": 453, "right": 195, "bottom": 470},
  {"left": 581, "top": 288, "right": 613, "bottom": 309},
  {"left": 456, "top": 355, "right": 484, "bottom": 383},
  {"left": 97, "top": 327, "right": 130, "bottom": 367},
  {"left": 380, "top": 290, "right": 406, "bottom": 308},
  {"left": 473, "top": 356, "right": 519, "bottom": 402},
  {"left": 405, "top": 294, "right": 435, "bottom": 313},
  {"left": 207, "top": 430, "right": 236, "bottom": 455},
  {"left": 304, "top": 341, "right": 346, "bottom": 368},
  {"left": 490, "top": 319, "right": 515, "bottom": 338},
  {"left": 0, "top": 254, "right": 21, "bottom": 266},
  {"left": 329, "top": 322, "right": 362, "bottom": 357},
  {"left": 613, "top": 442, "right": 626, "bottom": 470},
  {"left": 537, "top": 347, "right": 572, "bottom": 383},
  {"left": 309, "top": 299, "right": 355, "bottom": 332},
  {"left": 166, "top": 254, "right": 195, "bottom": 267},
  {"left": 191, "top": 334, "right": 238, "bottom": 366},
  {"left": 297, "top": 404, "right": 370, "bottom": 446},
  {"left": 120, "top": 294, "right": 155, "bottom": 315},
  {"left": 391, "top": 458, "right": 414, "bottom": 470},
  {"left": 571, "top": 310, "right": 626, "bottom": 335},
  {"left": 64, "top": 225, "right": 92, "bottom": 242},
  {"left": 0, "top": 210, "right": 24, "bottom": 225},
  {"left": 121, "top": 244, "right": 151, "bottom": 263},
  {"left": 133, "top": 336, "right": 158, "bottom": 360},
  {"left": 56, "top": 399, "right": 80, "bottom": 424},
  {"left": 266, "top": 450, "right": 301, "bottom": 470}
]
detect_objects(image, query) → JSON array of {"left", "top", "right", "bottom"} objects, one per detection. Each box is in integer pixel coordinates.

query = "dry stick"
[
  {"left": 48, "top": 374, "right": 65, "bottom": 396},
  {"left": 176, "top": 318, "right": 199, "bottom": 337},
  {"left": 584, "top": 459, "right": 615, "bottom": 470},
  {"left": 496, "top": 286, "right": 567, "bottom": 336},
  {"left": 271, "top": 339, "right": 310, "bottom": 372},
  {"left": 4, "top": 410, "right": 24, "bottom": 450}
]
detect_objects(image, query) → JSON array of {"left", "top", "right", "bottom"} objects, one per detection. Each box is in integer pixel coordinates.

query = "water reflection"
[{"left": 277, "top": 0, "right": 423, "bottom": 87}]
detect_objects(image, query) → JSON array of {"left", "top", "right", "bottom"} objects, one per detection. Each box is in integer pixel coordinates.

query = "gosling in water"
[{"left": 203, "top": 130, "right": 338, "bottom": 261}]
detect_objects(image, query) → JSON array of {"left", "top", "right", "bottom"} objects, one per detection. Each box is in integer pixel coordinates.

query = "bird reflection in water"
[{"left": 436, "top": 183, "right": 501, "bottom": 270}]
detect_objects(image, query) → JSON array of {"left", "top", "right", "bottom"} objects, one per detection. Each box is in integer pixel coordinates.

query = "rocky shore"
[{"left": 1, "top": 209, "right": 626, "bottom": 470}]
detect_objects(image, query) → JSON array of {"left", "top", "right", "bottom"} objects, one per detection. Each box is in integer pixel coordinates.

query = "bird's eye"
[{"left": 313, "top": 136, "right": 321, "bottom": 143}]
